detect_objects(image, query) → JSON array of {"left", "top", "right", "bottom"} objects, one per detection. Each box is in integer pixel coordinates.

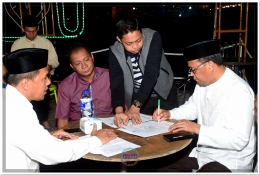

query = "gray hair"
[
  {"left": 198, "top": 53, "right": 223, "bottom": 66},
  {"left": 7, "top": 70, "right": 39, "bottom": 86}
]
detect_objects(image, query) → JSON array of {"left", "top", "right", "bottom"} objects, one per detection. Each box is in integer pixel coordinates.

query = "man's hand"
[
  {"left": 50, "top": 129, "right": 79, "bottom": 140},
  {"left": 152, "top": 108, "right": 170, "bottom": 122},
  {"left": 168, "top": 119, "right": 200, "bottom": 134},
  {"left": 126, "top": 105, "right": 141, "bottom": 125},
  {"left": 114, "top": 112, "right": 129, "bottom": 128},
  {"left": 91, "top": 123, "right": 117, "bottom": 145}
]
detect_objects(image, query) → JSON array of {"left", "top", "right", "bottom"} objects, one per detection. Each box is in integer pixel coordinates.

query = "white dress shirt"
[
  {"left": 5, "top": 85, "right": 102, "bottom": 172},
  {"left": 170, "top": 68, "right": 256, "bottom": 172}
]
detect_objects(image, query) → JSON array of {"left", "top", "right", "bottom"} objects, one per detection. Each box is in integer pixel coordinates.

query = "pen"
[{"left": 158, "top": 99, "right": 160, "bottom": 122}]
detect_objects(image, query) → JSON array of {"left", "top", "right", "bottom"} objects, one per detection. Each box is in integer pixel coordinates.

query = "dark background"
[{"left": 2, "top": 2, "right": 258, "bottom": 93}]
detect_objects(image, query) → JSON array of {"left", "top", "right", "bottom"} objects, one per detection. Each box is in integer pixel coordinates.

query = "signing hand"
[
  {"left": 152, "top": 108, "right": 171, "bottom": 122},
  {"left": 168, "top": 119, "right": 200, "bottom": 134},
  {"left": 126, "top": 105, "right": 142, "bottom": 125},
  {"left": 91, "top": 123, "right": 117, "bottom": 144},
  {"left": 50, "top": 129, "right": 79, "bottom": 140}
]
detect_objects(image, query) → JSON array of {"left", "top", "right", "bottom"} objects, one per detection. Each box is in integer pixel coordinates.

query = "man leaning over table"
[
  {"left": 55, "top": 44, "right": 113, "bottom": 129},
  {"left": 153, "top": 40, "right": 256, "bottom": 172},
  {"left": 3, "top": 48, "right": 117, "bottom": 172}
]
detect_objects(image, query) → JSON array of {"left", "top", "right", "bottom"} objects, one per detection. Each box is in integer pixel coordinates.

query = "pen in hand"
[{"left": 158, "top": 99, "right": 160, "bottom": 122}]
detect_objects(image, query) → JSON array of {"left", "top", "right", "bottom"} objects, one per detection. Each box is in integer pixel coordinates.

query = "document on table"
[
  {"left": 118, "top": 120, "right": 174, "bottom": 138},
  {"left": 98, "top": 113, "right": 153, "bottom": 128},
  {"left": 90, "top": 137, "right": 140, "bottom": 157}
]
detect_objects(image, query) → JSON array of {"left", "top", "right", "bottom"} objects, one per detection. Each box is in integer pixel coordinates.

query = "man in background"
[{"left": 11, "top": 14, "right": 59, "bottom": 131}]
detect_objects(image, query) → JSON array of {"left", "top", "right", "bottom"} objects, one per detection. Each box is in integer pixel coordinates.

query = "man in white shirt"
[
  {"left": 3, "top": 48, "right": 117, "bottom": 172},
  {"left": 11, "top": 14, "right": 59, "bottom": 131},
  {"left": 153, "top": 40, "right": 256, "bottom": 172}
]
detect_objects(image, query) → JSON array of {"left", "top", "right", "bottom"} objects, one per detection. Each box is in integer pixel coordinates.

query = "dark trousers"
[
  {"left": 31, "top": 89, "right": 50, "bottom": 125},
  {"left": 159, "top": 149, "right": 231, "bottom": 172},
  {"left": 132, "top": 81, "right": 179, "bottom": 115}
]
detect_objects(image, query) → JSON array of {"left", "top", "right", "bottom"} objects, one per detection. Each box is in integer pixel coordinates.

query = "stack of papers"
[
  {"left": 90, "top": 137, "right": 140, "bottom": 157},
  {"left": 98, "top": 113, "right": 153, "bottom": 128},
  {"left": 119, "top": 120, "right": 174, "bottom": 137}
]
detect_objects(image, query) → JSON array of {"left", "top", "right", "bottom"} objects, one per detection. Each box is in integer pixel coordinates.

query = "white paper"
[
  {"left": 90, "top": 137, "right": 140, "bottom": 157},
  {"left": 118, "top": 120, "right": 174, "bottom": 138},
  {"left": 97, "top": 117, "right": 118, "bottom": 128},
  {"left": 98, "top": 113, "right": 153, "bottom": 128}
]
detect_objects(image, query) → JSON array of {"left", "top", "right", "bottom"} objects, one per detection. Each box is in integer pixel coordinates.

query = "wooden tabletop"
[{"left": 62, "top": 115, "right": 192, "bottom": 162}]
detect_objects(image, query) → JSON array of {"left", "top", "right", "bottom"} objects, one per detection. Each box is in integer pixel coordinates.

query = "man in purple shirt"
[{"left": 55, "top": 44, "right": 113, "bottom": 129}]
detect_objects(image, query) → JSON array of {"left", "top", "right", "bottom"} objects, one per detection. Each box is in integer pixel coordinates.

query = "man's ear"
[
  {"left": 116, "top": 36, "right": 121, "bottom": 43},
  {"left": 21, "top": 78, "right": 29, "bottom": 90}
]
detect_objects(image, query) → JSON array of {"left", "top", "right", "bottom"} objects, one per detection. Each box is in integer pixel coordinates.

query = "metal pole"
[
  {"left": 213, "top": 3, "right": 218, "bottom": 39},
  {"left": 43, "top": 3, "right": 48, "bottom": 35},
  {"left": 51, "top": 3, "right": 55, "bottom": 36},
  {"left": 41, "top": 3, "right": 45, "bottom": 35},
  {"left": 218, "top": 3, "right": 221, "bottom": 39}
]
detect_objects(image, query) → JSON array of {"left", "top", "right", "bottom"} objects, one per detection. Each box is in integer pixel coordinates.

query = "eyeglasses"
[
  {"left": 188, "top": 61, "right": 209, "bottom": 75},
  {"left": 187, "top": 61, "right": 209, "bottom": 82}
]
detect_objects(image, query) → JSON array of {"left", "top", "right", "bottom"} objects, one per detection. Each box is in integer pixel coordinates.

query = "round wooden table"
[{"left": 62, "top": 115, "right": 192, "bottom": 163}]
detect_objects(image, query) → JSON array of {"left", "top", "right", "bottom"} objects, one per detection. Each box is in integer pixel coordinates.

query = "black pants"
[
  {"left": 132, "top": 81, "right": 179, "bottom": 115},
  {"left": 159, "top": 149, "right": 231, "bottom": 172},
  {"left": 31, "top": 89, "right": 50, "bottom": 125}
]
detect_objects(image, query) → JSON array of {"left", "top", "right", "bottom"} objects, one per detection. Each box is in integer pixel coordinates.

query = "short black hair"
[
  {"left": 22, "top": 14, "right": 38, "bottom": 27},
  {"left": 67, "top": 44, "right": 91, "bottom": 63},
  {"left": 116, "top": 17, "right": 141, "bottom": 39}
]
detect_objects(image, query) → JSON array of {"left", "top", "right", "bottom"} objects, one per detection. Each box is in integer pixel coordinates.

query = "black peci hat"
[
  {"left": 183, "top": 40, "right": 221, "bottom": 62},
  {"left": 22, "top": 14, "right": 38, "bottom": 27},
  {"left": 3, "top": 48, "right": 48, "bottom": 74}
]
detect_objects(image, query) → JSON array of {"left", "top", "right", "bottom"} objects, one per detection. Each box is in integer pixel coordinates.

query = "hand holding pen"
[{"left": 152, "top": 107, "right": 171, "bottom": 122}]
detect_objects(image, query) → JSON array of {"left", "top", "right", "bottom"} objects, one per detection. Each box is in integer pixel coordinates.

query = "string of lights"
[
  {"left": 55, "top": 2, "right": 84, "bottom": 37},
  {"left": 2, "top": 3, "right": 84, "bottom": 41},
  {"left": 62, "top": 2, "right": 79, "bottom": 33}
]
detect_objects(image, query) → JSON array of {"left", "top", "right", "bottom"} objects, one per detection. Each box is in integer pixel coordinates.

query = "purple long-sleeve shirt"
[{"left": 55, "top": 67, "right": 113, "bottom": 122}]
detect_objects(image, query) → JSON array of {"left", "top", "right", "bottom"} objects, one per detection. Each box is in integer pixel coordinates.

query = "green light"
[
  {"left": 62, "top": 3, "right": 79, "bottom": 32},
  {"left": 2, "top": 3, "right": 84, "bottom": 41},
  {"left": 56, "top": 2, "right": 84, "bottom": 37}
]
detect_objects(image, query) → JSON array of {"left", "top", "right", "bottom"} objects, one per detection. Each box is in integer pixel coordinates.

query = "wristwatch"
[{"left": 133, "top": 100, "right": 142, "bottom": 108}]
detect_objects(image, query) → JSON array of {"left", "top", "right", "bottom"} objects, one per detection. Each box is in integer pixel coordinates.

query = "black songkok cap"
[
  {"left": 22, "top": 14, "right": 38, "bottom": 27},
  {"left": 183, "top": 40, "right": 221, "bottom": 61},
  {"left": 3, "top": 48, "right": 48, "bottom": 74}
]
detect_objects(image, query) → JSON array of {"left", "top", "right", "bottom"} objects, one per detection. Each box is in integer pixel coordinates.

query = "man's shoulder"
[
  {"left": 96, "top": 67, "right": 110, "bottom": 77},
  {"left": 96, "top": 67, "right": 108, "bottom": 73},
  {"left": 37, "top": 35, "right": 52, "bottom": 43},
  {"left": 12, "top": 36, "right": 25, "bottom": 44},
  {"left": 59, "top": 72, "right": 77, "bottom": 86}
]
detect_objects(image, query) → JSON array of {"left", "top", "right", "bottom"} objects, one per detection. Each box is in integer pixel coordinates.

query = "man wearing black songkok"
[
  {"left": 152, "top": 40, "right": 256, "bottom": 172},
  {"left": 3, "top": 48, "right": 117, "bottom": 172}
]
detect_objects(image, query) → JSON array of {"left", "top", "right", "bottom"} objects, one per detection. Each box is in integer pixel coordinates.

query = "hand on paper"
[
  {"left": 152, "top": 108, "right": 170, "bottom": 122},
  {"left": 168, "top": 119, "right": 200, "bottom": 134},
  {"left": 126, "top": 105, "right": 142, "bottom": 125},
  {"left": 114, "top": 112, "right": 129, "bottom": 128},
  {"left": 50, "top": 129, "right": 79, "bottom": 140},
  {"left": 91, "top": 123, "right": 118, "bottom": 144}
]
